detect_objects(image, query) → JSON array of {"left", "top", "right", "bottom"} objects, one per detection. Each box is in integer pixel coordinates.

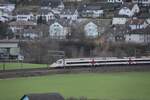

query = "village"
[{"left": 0, "top": 0, "right": 150, "bottom": 63}]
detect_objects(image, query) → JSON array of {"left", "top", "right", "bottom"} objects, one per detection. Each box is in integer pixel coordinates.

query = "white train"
[{"left": 50, "top": 57, "right": 150, "bottom": 68}]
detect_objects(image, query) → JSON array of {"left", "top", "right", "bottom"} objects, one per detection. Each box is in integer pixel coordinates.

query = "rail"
[{"left": 0, "top": 64, "right": 150, "bottom": 79}]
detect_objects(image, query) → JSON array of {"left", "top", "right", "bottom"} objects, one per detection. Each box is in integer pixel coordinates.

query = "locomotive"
[{"left": 50, "top": 57, "right": 150, "bottom": 68}]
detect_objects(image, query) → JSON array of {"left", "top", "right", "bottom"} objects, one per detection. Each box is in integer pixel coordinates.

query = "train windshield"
[{"left": 57, "top": 60, "right": 63, "bottom": 64}]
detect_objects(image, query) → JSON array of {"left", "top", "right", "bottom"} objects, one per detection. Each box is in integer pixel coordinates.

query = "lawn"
[
  {"left": 0, "top": 72, "right": 150, "bottom": 100},
  {"left": 0, "top": 63, "right": 47, "bottom": 70}
]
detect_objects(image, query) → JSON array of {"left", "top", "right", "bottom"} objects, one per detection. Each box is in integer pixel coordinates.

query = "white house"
[
  {"left": 119, "top": 7, "right": 133, "bottom": 17},
  {"left": 0, "top": 16, "right": 8, "bottom": 22},
  {"left": 16, "top": 13, "right": 34, "bottom": 21},
  {"left": 132, "top": 0, "right": 150, "bottom": 6},
  {"left": 86, "top": 9, "right": 103, "bottom": 18},
  {"left": 112, "top": 17, "right": 127, "bottom": 25},
  {"left": 147, "top": 19, "right": 150, "bottom": 24},
  {"left": 23, "top": 29, "right": 41, "bottom": 39},
  {"left": 131, "top": 4, "right": 140, "bottom": 14},
  {"left": 118, "top": 4, "right": 140, "bottom": 17},
  {"left": 9, "top": 21, "right": 37, "bottom": 33},
  {"left": 107, "top": 0, "right": 123, "bottom": 3},
  {"left": 125, "top": 34, "right": 150, "bottom": 44},
  {"left": 84, "top": 22, "right": 98, "bottom": 38},
  {"left": 127, "top": 18, "right": 149, "bottom": 30},
  {"left": 78, "top": 4, "right": 104, "bottom": 18},
  {"left": 36, "top": 9, "right": 55, "bottom": 22},
  {"left": 60, "top": 9, "right": 78, "bottom": 20},
  {"left": 49, "top": 22, "right": 65, "bottom": 39},
  {"left": 0, "top": 4, "right": 15, "bottom": 12},
  {"left": 125, "top": 26, "right": 150, "bottom": 44}
]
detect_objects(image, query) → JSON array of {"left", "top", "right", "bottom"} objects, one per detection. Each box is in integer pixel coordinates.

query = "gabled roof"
[
  {"left": 21, "top": 93, "right": 64, "bottom": 100},
  {"left": 126, "top": 18, "right": 146, "bottom": 25},
  {"left": 9, "top": 21, "right": 37, "bottom": 26},
  {"left": 49, "top": 19, "right": 71, "bottom": 27},
  {"left": 78, "top": 3, "right": 102, "bottom": 11},
  {"left": 60, "top": 8, "right": 77, "bottom": 15},
  {"left": 121, "top": 2, "right": 134, "bottom": 10},
  {"left": 85, "top": 21, "right": 97, "bottom": 27}
]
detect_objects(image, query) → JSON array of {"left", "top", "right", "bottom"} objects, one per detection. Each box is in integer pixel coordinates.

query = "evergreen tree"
[{"left": 0, "top": 22, "right": 14, "bottom": 39}]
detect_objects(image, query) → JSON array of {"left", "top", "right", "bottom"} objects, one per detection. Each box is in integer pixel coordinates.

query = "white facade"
[
  {"left": 49, "top": 22, "right": 65, "bottom": 39},
  {"left": 0, "top": 16, "right": 8, "bottom": 22},
  {"left": 132, "top": 0, "right": 150, "bottom": 6},
  {"left": 112, "top": 17, "right": 127, "bottom": 25},
  {"left": 125, "top": 34, "right": 150, "bottom": 44},
  {"left": 36, "top": 12, "right": 55, "bottom": 22},
  {"left": 60, "top": 10, "right": 78, "bottom": 20},
  {"left": 108, "top": 0, "right": 123, "bottom": 3},
  {"left": 23, "top": 33, "right": 39, "bottom": 39},
  {"left": 93, "top": 10, "right": 103, "bottom": 17},
  {"left": 147, "top": 19, "right": 150, "bottom": 24},
  {"left": 16, "top": 13, "right": 34, "bottom": 21},
  {"left": 129, "top": 21, "right": 148, "bottom": 30},
  {"left": 119, "top": 7, "right": 133, "bottom": 17},
  {"left": 84, "top": 22, "right": 98, "bottom": 38},
  {"left": 0, "top": 4, "right": 15, "bottom": 12},
  {"left": 131, "top": 4, "right": 140, "bottom": 14}
]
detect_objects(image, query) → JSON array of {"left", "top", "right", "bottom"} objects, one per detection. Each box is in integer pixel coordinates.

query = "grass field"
[
  {"left": 0, "top": 72, "right": 150, "bottom": 100},
  {"left": 0, "top": 63, "right": 47, "bottom": 70}
]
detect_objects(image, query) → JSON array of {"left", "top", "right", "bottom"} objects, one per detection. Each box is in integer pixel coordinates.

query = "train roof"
[{"left": 58, "top": 56, "right": 150, "bottom": 62}]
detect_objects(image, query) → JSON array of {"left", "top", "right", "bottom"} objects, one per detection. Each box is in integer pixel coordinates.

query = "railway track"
[{"left": 0, "top": 64, "right": 150, "bottom": 79}]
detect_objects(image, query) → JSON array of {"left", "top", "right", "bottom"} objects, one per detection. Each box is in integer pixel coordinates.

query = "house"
[
  {"left": 0, "top": 9, "right": 9, "bottom": 17},
  {"left": 108, "top": 25, "right": 127, "bottom": 42},
  {"left": 9, "top": 21, "right": 37, "bottom": 38},
  {"left": 49, "top": 22, "right": 65, "bottom": 39},
  {"left": 78, "top": 4, "right": 104, "bottom": 18},
  {"left": 21, "top": 93, "right": 64, "bottom": 100},
  {"left": 118, "top": 3, "right": 140, "bottom": 17},
  {"left": 60, "top": 8, "right": 78, "bottom": 20},
  {"left": 0, "top": 16, "right": 8, "bottom": 22},
  {"left": 132, "top": 0, "right": 150, "bottom": 6},
  {"left": 49, "top": 20, "right": 71, "bottom": 40},
  {"left": 131, "top": 4, "right": 140, "bottom": 14},
  {"left": 22, "top": 29, "right": 42, "bottom": 40},
  {"left": 126, "top": 18, "right": 149, "bottom": 30},
  {"left": 16, "top": 13, "right": 34, "bottom": 21},
  {"left": 84, "top": 22, "right": 98, "bottom": 38},
  {"left": 0, "top": 3, "right": 15, "bottom": 12},
  {"left": 0, "top": 40, "right": 20, "bottom": 59},
  {"left": 118, "top": 6, "right": 133, "bottom": 17},
  {"left": 36, "top": 9, "right": 55, "bottom": 22},
  {"left": 125, "top": 26, "right": 150, "bottom": 44},
  {"left": 16, "top": 10, "right": 34, "bottom": 21},
  {"left": 112, "top": 17, "right": 127, "bottom": 25},
  {"left": 107, "top": 0, "right": 123, "bottom": 3},
  {"left": 147, "top": 19, "right": 150, "bottom": 24}
]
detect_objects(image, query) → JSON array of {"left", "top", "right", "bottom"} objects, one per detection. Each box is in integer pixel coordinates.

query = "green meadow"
[
  {"left": 0, "top": 72, "right": 150, "bottom": 100},
  {"left": 0, "top": 63, "right": 47, "bottom": 70}
]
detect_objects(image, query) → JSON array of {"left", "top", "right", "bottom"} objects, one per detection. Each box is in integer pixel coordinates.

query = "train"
[{"left": 49, "top": 57, "right": 150, "bottom": 68}]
